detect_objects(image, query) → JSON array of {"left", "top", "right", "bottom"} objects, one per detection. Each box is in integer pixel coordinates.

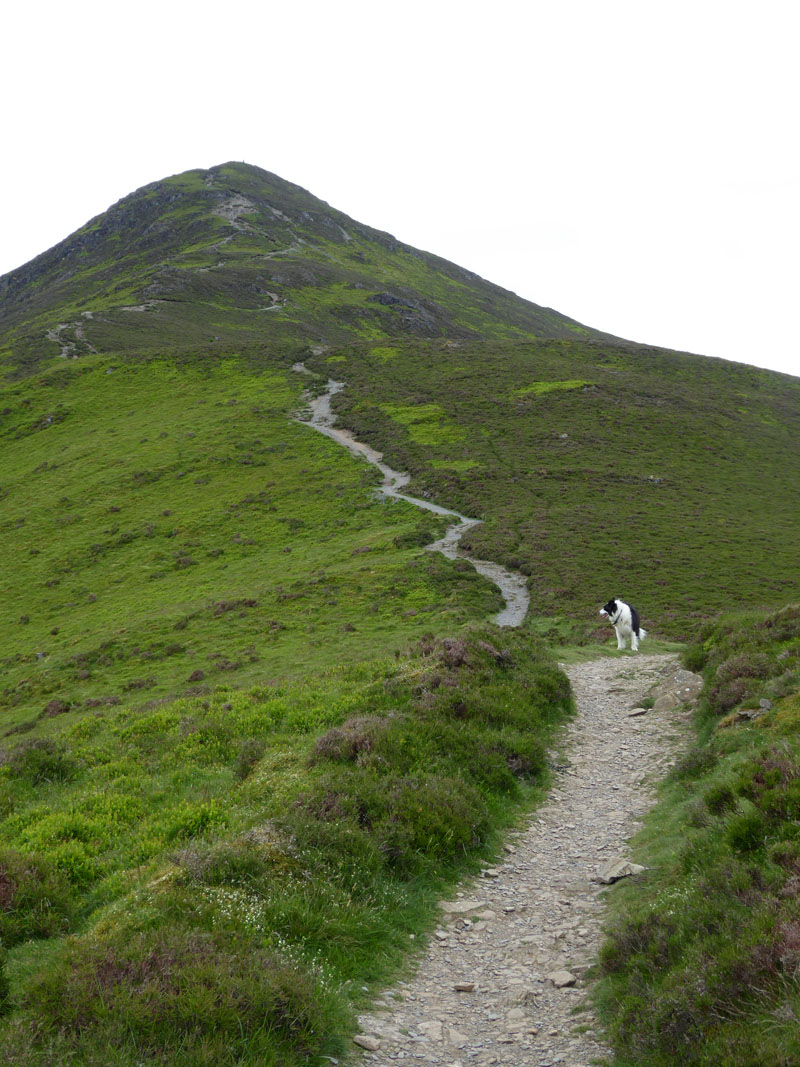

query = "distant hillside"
[
  {"left": 0, "top": 162, "right": 613, "bottom": 376},
  {"left": 1, "top": 160, "right": 799, "bottom": 647},
  {"left": 317, "top": 336, "right": 800, "bottom": 637}
]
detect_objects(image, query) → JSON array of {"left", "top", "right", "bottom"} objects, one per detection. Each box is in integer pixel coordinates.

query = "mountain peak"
[{"left": 0, "top": 164, "right": 609, "bottom": 373}]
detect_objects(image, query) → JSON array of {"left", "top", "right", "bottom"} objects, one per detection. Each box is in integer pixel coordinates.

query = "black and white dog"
[{"left": 599, "top": 597, "right": 647, "bottom": 651}]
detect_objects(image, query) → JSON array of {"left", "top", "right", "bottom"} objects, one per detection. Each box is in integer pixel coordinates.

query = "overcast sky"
[{"left": 3, "top": 1, "right": 797, "bottom": 378}]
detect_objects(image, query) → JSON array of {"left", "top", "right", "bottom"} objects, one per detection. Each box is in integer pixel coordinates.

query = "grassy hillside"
[
  {"left": 0, "top": 627, "right": 571, "bottom": 1066},
  {"left": 311, "top": 338, "right": 800, "bottom": 637},
  {"left": 0, "top": 349, "right": 508, "bottom": 729},
  {"left": 2, "top": 161, "right": 799, "bottom": 635},
  {"left": 595, "top": 603, "right": 800, "bottom": 1066}
]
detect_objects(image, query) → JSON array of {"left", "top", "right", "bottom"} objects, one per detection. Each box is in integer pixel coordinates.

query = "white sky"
[{"left": 2, "top": 0, "right": 798, "bottom": 378}]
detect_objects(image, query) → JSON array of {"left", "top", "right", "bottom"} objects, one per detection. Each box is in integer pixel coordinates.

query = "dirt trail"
[
  {"left": 352, "top": 653, "right": 690, "bottom": 1066},
  {"left": 292, "top": 371, "right": 690, "bottom": 1062},
  {"left": 296, "top": 376, "right": 529, "bottom": 627}
]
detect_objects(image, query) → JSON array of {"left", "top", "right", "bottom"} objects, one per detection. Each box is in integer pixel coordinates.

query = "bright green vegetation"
[
  {"left": 595, "top": 604, "right": 800, "bottom": 1066},
  {"left": 379, "top": 402, "right": 467, "bottom": 445},
  {"left": 322, "top": 339, "right": 800, "bottom": 637},
  {"left": 0, "top": 352, "right": 506, "bottom": 729},
  {"left": 0, "top": 628, "right": 571, "bottom": 1065},
  {"left": 513, "top": 378, "right": 593, "bottom": 397}
]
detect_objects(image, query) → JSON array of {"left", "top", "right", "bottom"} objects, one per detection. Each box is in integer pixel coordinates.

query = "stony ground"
[{"left": 349, "top": 652, "right": 695, "bottom": 1067}]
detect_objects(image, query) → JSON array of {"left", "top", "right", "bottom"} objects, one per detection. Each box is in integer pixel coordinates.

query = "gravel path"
[
  {"left": 297, "top": 375, "right": 530, "bottom": 627},
  {"left": 351, "top": 652, "right": 690, "bottom": 1066}
]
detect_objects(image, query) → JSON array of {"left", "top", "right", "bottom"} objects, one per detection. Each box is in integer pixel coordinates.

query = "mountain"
[
  {"left": 1, "top": 160, "right": 799, "bottom": 654},
  {"left": 1, "top": 162, "right": 800, "bottom": 1067},
  {"left": 0, "top": 161, "right": 614, "bottom": 375}
]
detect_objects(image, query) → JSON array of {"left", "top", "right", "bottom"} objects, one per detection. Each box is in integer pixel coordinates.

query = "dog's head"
[{"left": 599, "top": 598, "right": 619, "bottom": 619}]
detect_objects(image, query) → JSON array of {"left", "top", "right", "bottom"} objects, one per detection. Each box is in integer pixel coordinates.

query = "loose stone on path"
[{"left": 352, "top": 653, "right": 695, "bottom": 1065}]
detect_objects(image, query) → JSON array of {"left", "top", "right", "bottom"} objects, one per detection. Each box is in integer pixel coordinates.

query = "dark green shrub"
[
  {"left": 709, "top": 675, "right": 755, "bottom": 714},
  {"left": 295, "top": 767, "right": 488, "bottom": 875},
  {"left": 704, "top": 782, "right": 737, "bottom": 815},
  {"left": 682, "top": 643, "right": 708, "bottom": 673},
  {"left": 669, "top": 747, "right": 718, "bottom": 781},
  {"left": 233, "top": 736, "right": 266, "bottom": 780},
  {"left": 0, "top": 849, "right": 76, "bottom": 946},
  {"left": 600, "top": 911, "right": 679, "bottom": 977},
  {"left": 309, "top": 715, "right": 389, "bottom": 764},
  {"left": 16, "top": 924, "right": 337, "bottom": 1065},
  {"left": 725, "top": 806, "right": 769, "bottom": 853},
  {"left": 715, "top": 653, "right": 771, "bottom": 685},
  {"left": 0, "top": 738, "right": 80, "bottom": 785},
  {"left": 174, "top": 829, "right": 300, "bottom": 887}
]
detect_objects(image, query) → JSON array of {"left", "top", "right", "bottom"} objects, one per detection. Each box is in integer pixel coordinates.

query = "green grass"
[
  {"left": 0, "top": 628, "right": 572, "bottom": 1065},
  {"left": 512, "top": 378, "right": 593, "bottom": 397},
  {"left": 594, "top": 603, "right": 800, "bottom": 1066},
  {"left": 315, "top": 338, "right": 800, "bottom": 637},
  {"left": 0, "top": 352, "right": 506, "bottom": 730}
]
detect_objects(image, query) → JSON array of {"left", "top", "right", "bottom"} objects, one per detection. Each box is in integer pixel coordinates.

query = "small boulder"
[
  {"left": 595, "top": 857, "right": 646, "bottom": 884},
  {"left": 353, "top": 1033, "right": 381, "bottom": 1051}
]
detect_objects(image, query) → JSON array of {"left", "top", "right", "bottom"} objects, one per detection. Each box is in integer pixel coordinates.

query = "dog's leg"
[
  {"left": 615, "top": 628, "right": 626, "bottom": 650},
  {"left": 631, "top": 633, "right": 639, "bottom": 652}
]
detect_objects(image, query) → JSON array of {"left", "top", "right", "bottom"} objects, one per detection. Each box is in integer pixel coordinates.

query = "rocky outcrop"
[{"left": 648, "top": 665, "right": 704, "bottom": 713}]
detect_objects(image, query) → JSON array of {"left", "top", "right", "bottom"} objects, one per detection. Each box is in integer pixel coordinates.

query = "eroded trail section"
[
  {"left": 353, "top": 653, "right": 690, "bottom": 1066},
  {"left": 297, "top": 376, "right": 529, "bottom": 627}
]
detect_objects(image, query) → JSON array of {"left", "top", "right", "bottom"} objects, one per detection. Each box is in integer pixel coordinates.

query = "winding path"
[
  {"left": 293, "top": 370, "right": 691, "bottom": 1064},
  {"left": 352, "top": 653, "right": 689, "bottom": 1066},
  {"left": 297, "top": 376, "right": 529, "bottom": 627}
]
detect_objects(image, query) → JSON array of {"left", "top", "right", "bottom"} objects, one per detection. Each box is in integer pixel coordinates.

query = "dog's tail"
[{"left": 639, "top": 627, "right": 647, "bottom": 641}]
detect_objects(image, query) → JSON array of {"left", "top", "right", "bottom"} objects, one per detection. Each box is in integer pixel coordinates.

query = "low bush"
[
  {"left": 11, "top": 921, "right": 341, "bottom": 1067},
  {"left": 0, "top": 738, "right": 80, "bottom": 785},
  {"left": 233, "top": 736, "right": 267, "bottom": 780},
  {"left": 0, "top": 849, "right": 76, "bottom": 946}
]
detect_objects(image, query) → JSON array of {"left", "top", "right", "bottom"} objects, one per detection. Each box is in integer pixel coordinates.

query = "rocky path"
[
  {"left": 296, "top": 374, "right": 529, "bottom": 627},
  {"left": 351, "top": 653, "right": 696, "bottom": 1067}
]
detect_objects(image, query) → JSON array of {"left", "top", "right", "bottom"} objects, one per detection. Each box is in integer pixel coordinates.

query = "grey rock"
[
  {"left": 353, "top": 1033, "right": 381, "bottom": 1051},
  {"left": 441, "top": 899, "right": 489, "bottom": 915},
  {"left": 595, "top": 857, "right": 646, "bottom": 884}
]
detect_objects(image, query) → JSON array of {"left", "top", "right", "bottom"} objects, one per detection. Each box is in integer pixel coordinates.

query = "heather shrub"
[
  {"left": 0, "top": 738, "right": 80, "bottom": 785},
  {"left": 233, "top": 736, "right": 266, "bottom": 780},
  {"left": 13, "top": 923, "right": 338, "bottom": 1066},
  {"left": 294, "top": 766, "right": 488, "bottom": 876},
  {"left": 0, "top": 849, "right": 76, "bottom": 946},
  {"left": 309, "top": 715, "right": 390, "bottom": 764}
]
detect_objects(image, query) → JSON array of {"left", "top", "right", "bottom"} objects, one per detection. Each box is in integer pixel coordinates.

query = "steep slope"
[{"left": 0, "top": 162, "right": 610, "bottom": 376}]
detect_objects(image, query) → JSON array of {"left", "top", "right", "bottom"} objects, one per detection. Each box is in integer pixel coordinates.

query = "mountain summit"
[{"left": 0, "top": 162, "right": 612, "bottom": 373}]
